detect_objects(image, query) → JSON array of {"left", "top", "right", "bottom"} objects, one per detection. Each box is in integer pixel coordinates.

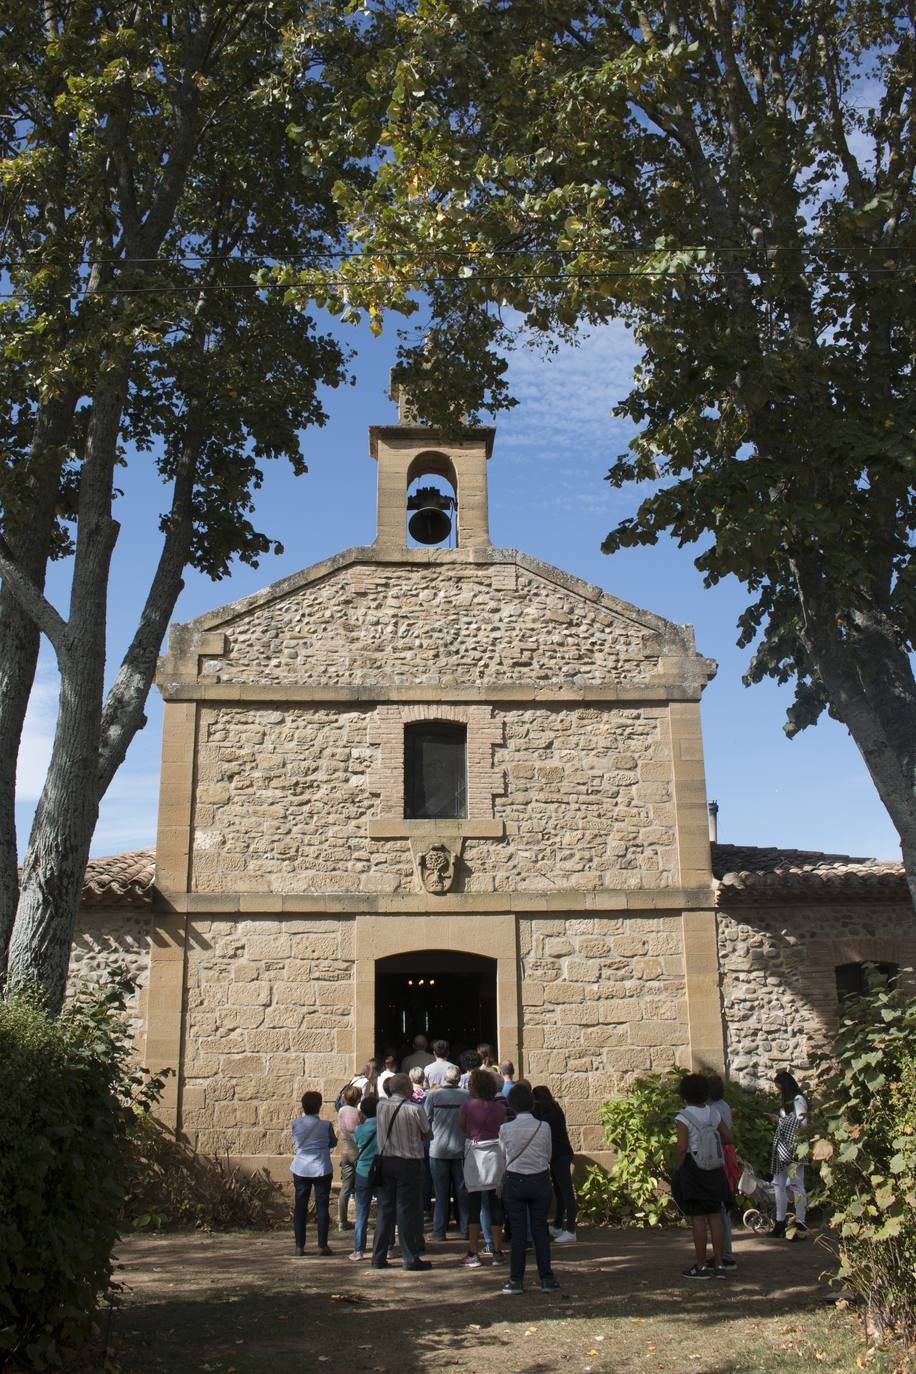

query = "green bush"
[
  {"left": 0, "top": 973, "right": 163, "bottom": 1369},
  {"left": 577, "top": 1068, "right": 776, "bottom": 1227},
  {"left": 809, "top": 977, "right": 916, "bottom": 1347},
  {"left": 124, "top": 1113, "right": 286, "bottom": 1231}
]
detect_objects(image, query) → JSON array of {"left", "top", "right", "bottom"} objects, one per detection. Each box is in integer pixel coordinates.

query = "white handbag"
[{"left": 463, "top": 1138, "right": 504, "bottom": 1193}]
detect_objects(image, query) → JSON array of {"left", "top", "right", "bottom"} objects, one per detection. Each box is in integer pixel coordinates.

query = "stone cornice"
[
  {"left": 368, "top": 423, "right": 496, "bottom": 459},
  {"left": 157, "top": 682, "right": 706, "bottom": 704},
  {"left": 153, "top": 886, "right": 716, "bottom": 915}
]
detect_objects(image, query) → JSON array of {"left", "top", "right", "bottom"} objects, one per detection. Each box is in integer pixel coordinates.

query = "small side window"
[
  {"left": 835, "top": 961, "right": 898, "bottom": 1002},
  {"left": 404, "top": 723, "right": 467, "bottom": 820}
]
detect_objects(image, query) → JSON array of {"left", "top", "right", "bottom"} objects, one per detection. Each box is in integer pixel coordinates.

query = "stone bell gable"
[{"left": 157, "top": 545, "right": 714, "bottom": 696}]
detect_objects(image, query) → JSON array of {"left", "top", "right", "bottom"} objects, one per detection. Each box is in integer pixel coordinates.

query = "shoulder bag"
[{"left": 368, "top": 1098, "right": 406, "bottom": 1190}]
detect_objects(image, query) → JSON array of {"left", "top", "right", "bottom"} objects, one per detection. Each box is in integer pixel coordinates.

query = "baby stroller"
[{"left": 737, "top": 1160, "right": 791, "bottom": 1235}]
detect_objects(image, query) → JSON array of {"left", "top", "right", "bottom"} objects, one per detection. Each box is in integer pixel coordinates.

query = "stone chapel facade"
[{"left": 68, "top": 394, "right": 916, "bottom": 1177}]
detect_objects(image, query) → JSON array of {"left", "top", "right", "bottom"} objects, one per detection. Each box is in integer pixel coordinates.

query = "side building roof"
[
  {"left": 80, "top": 848, "right": 156, "bottom": 907},
  {"left": 712, "top": 843, "right": 908, "bottom": 904}
]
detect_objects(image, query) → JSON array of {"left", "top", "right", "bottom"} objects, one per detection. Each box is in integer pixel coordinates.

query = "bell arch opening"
[
  {"left": 374, "top": 949, "right": 498, "bottom": 1062},
  {"left": 406, "top": 451, "right": 458, "bottom": 547}
]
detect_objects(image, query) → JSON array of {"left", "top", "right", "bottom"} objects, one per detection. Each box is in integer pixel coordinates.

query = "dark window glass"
[
  {"left": 835, "top": 961, "right": 898, "bottom": 1002},
  {"left": 404, "top": 723, "right": 467, "bottom": 819}
]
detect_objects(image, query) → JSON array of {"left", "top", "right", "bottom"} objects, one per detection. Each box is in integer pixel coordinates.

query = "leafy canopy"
[
  {"left": 313, "top": 0, "right": 914, "bottom": 738},
  {"left": 0, "top": 2, "right": 363, "bottom": 580}
]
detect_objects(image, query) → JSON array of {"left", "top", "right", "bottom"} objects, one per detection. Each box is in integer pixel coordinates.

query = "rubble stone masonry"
[
  {"left": 68, "top": 907, "right": 154, "bottom": 1050},
  {"left": 201, "top": 562, "right": 664, "bottom": 688},
  {"left": 718, "top": 901, "right": 916, "bottom": 1086}
]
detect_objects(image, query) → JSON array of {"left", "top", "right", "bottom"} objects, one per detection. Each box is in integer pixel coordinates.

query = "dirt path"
[{"left": 108, "top": 1225, "right": 885, "bottom": 1374}]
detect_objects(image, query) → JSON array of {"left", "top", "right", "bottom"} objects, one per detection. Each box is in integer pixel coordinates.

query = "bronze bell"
[{"left": 407, "top": 485, "right": 456, "bottom": 545}]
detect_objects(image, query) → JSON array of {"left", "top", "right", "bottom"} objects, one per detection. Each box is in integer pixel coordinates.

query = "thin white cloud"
[
  {"left": 488, "top": 319, "right": 644, "bottom": 524},
  {"left": 498, "top": 318, "right": 640, "bottom": 456}
]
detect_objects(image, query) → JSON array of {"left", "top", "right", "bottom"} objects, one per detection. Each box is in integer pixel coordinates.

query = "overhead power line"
[
  {"left": 0, "top": 242, "right": 912, "bottom": 273},
  {"left": 0, "top": 258, "right": 909, "bottom": 301}
]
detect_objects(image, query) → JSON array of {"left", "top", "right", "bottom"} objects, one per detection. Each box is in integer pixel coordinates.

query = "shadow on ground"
[{"left": 106, "top": 1225, "right": 848, "bottom": 1374}]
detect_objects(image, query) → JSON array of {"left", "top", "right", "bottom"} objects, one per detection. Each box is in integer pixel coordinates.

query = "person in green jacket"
[{"left": 350, "top": 1095, "right": 379, "bottom": 1261}]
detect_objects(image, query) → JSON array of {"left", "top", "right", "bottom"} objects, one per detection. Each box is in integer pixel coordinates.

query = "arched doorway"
[{"left": 375, "top": 949, "right": 498, "bottom": 1061}]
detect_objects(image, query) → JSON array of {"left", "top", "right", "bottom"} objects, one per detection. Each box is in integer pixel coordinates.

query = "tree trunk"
[
  {"left": 794, "top": 560, "right": 916, "bottom": 911},
  {"left": 0, "top": 396, "right": 77, "bottom": 976},
  {"left": 6, "top": 375, "right": 204, "bottom": 1008},
  {"left": 6, "top": 666, "right": 107, "bottom": 1008},
  {"left": 8, "top": 366, "right": 127, "bottom": 1011}
]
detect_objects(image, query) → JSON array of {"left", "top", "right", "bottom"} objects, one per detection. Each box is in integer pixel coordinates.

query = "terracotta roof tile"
[
  {"left": 712, "top": 842, "right": 907, "bottom": 903},
  {"left": 82, "top": 848, "right": 156, "bottom": 906}
]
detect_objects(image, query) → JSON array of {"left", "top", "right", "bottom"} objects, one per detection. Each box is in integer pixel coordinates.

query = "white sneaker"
[
  {"left": 548, "top": 1225, "right": 563, "bottom": 1239},
  {"left": 552, "top": 1230, "right": 577, "bottom": 1245}
]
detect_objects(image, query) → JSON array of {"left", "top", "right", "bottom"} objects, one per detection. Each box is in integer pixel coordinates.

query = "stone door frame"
[{"left": 353, "top": 913, "right": 520, "bottom": 1073}]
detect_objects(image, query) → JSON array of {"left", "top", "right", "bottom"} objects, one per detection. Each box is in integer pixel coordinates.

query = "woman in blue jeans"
[
  {"left": 349, "top": 1094, "right": 379, "bottom": 1261},
  {"left": 290, "top": 1090, "right": 337, "bottom": 1256},
  {"left": 497, "top": 1084, "right": 559, "bottom": 1293}
]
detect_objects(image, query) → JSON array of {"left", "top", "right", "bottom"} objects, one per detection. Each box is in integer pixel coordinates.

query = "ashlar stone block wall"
[
  {"left": 189, "top": 704, "right": 676, "bottom": 895},
  {"left": 520, "top": 914, "right": 691, "bottom": 1156},
  {"left": 180, "top": 917, "right": 354, "bottom": 1160},
  {"left": 718, "top": 901, "right": 916, "bottom": 1086}
]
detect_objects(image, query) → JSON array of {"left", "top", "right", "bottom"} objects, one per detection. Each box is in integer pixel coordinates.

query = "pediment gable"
[{"left": 159, "top": 547, "right": 714, "bottom": 696}]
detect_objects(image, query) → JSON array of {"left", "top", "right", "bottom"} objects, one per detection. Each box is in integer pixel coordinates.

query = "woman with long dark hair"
[
  {"left": 770, "top": 1070, "right": 809, "bottom": 1238},
  {"left": 532, "top": 1085, "right": 577, "bottom": 1244}
]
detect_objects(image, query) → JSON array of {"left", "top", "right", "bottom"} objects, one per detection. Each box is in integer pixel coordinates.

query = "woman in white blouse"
[{"left": 497, "top": 1083, "right": 560, "bottom": 1294}]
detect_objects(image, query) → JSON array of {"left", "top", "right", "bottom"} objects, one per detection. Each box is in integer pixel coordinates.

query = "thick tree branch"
[
  {"left": 97, "top": 423, "right": 198, "bottom": 793},
  {"left": 816, "top": 34, "right": 867, "bottom": 207},
  {"left": 0, "top": 535, "right": 68, "bottom": 655}
]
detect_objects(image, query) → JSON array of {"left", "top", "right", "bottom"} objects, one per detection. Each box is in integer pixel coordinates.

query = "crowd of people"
[
  {"left": 289, "top": 1033, "right": 809, "bottom": 1287},
  {"left": 290, "top": 1035, "right": 575, "bottom": 1293}
]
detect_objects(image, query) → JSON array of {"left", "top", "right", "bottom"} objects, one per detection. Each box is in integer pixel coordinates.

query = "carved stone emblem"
[{"left": 417, "top": 843, "right": 457, "bottom": 895}]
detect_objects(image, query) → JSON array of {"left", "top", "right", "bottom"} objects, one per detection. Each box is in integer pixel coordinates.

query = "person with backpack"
[
  {"left": 770, "top": 1070, "right": 809, "bottom": 1239},
  {"left": 671, "top": 1073, "right": 733, "bottom": 1279}
]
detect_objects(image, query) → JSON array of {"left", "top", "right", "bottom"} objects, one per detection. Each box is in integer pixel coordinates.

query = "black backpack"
[{"left": 334, "top": 1079, "right": 355, "bottom": 1111}]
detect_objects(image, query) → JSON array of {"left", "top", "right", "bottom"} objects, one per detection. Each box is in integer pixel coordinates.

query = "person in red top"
[{"left": 458, "top": 1068, "right": 507, "bottom": 1267}]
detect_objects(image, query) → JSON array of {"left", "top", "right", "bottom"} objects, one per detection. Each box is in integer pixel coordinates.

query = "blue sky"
[{"left": 16, "top": 315, "right": 901, "bottom": 863}]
